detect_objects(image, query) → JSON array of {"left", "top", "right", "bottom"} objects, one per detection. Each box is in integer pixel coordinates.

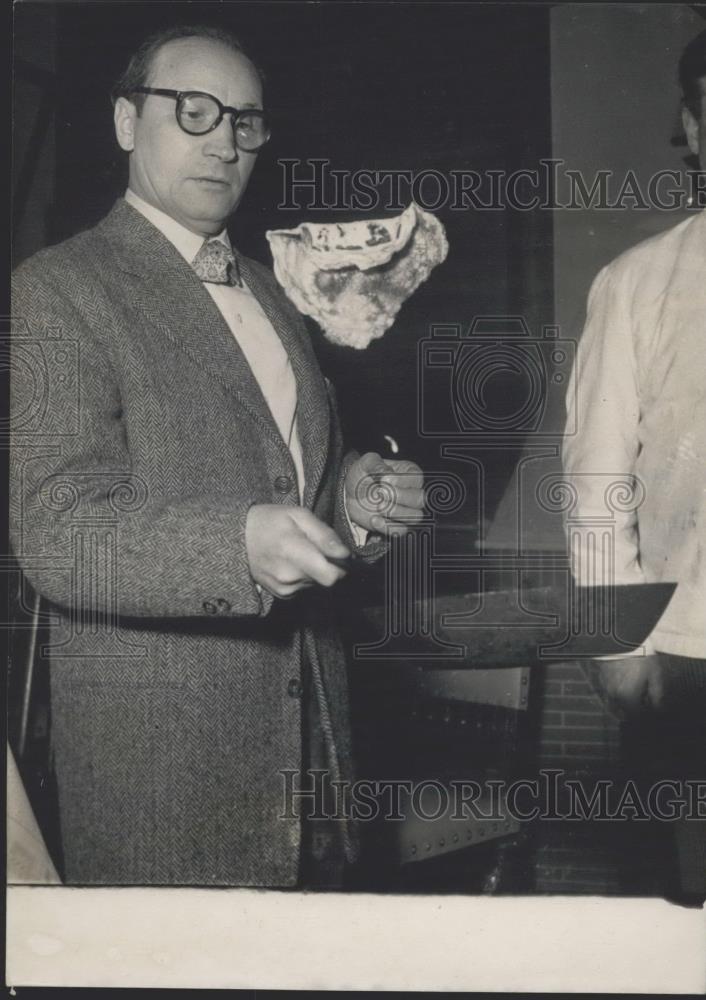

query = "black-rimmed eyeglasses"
[{"left": 130, "top": 87, "right": 271, "bottom": 151}]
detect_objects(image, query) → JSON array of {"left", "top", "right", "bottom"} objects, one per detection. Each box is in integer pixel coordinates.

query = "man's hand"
[
  {"left": 246, "top": 505, "right": 351, "bottom": 598},
  {"left": 584, "top": 654, "right": 664, "bottom": 719},
  {"left": 345, "top": 451, "right": 424, "bottom": 536}
]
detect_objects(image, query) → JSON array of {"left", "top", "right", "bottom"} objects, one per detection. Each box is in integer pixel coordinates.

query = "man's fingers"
[
  {"left": 384, "top": 461, "right": 424, "bottom": 489},
  {"left": 291, "top": 508, "right": 350, "bottom": 560},
  {"left": 365, "top": 460, "right": 424, "bottom": 492},
  {"left": 357, "top": 451, "right": 387, "bottom": 473},
  {"left": 389, "top": 504, "right": 425, "bottom": 524},
  {"left": 353, "top": 477, "right": 424, "bottom": 516},
  {"left": 369, "top": 513, "right": 420, "bottom": 535},
  {"left": 246, "top": 505, "right": 351, "bottom": 596},
  {"left": 366, "top": 500, "right": 425, "bottom": 527},
  {"left": 380, "top": 510, "right": 425, "bottom": 530},
  {"left": 382, "top": 485, "right": 425, "bottom": 510},
  {"left": 373, "top": 519, "right": 413, "bottom": 537},
  {"left": 272, "top": 579, "right": 314, "bottom": 600},
  {"left": 285, "top": 532, "right": 348, "bottom": 588}
]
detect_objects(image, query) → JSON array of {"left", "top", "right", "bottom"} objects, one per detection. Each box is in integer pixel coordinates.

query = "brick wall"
[
  {"left": 534, "top": 833, "right": 623, "bottom": 895},
  {"left": 535, "top": 660, "right": 620, "bottom": 765},
  {"left": 531, "top": 660, "right": 625, "bottom": 893}
]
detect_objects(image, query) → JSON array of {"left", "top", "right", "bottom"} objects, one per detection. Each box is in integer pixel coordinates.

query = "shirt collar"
[{"left": 124, "top": 189, "right": 231, "bottom": 263}]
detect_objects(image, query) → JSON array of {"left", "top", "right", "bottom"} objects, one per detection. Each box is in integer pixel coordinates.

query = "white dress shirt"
[{"left": 124, "top": 189, "right": 367, "bottom": 548}]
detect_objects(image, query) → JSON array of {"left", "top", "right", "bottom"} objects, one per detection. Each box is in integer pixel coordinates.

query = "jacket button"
[
  {"left": 274, "top": 475, "right": 293, "bottom": 494},
  {"left": 202, "top": 600, "right": 217, "bottom": 614},
  {"left": 287, "top": 678, "right": 302, "bottom": 698}
]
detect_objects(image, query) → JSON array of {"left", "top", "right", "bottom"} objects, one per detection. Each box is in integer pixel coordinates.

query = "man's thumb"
[{"left": 292, "top": 508, "right": 350, "bottom": 558}]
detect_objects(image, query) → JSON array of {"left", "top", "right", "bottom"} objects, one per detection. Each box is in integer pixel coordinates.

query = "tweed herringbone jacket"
[{"left": 10, "top": 198, "right": 385, "bottom": 886}]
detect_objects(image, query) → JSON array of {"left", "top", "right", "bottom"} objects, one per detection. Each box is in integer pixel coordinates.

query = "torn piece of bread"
[{"left": 266, "top": 203, "right": 448, "bottom": 348}]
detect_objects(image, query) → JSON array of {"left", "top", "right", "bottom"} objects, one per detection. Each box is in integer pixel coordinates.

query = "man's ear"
[
  {"left": 114, "top": 96, "right": 137, "bottom": 152},
  {"left": 682, "top": 104, "right": 700, "bottom": 158}
]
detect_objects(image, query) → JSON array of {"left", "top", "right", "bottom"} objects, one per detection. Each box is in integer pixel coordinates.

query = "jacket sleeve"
[
  {"left": 10, "top": 261, "right": 275, "bottom": 621},
  {"left": 322, "top": 378, "right": 388, "bottom": 563}
]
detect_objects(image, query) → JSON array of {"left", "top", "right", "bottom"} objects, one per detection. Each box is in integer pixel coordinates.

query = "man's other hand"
[
  {"left": 246, "top": 505, "right": 351, "bottom": 598},
  {"left": 584, "top": 654, "right": 664, "bottom": 719},
  {"left": 345, "top": 451, "right": 424, "bottom": 536}
]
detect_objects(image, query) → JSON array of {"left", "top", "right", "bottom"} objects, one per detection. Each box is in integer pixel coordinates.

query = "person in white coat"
[{"left": 562, "top": 28, "right": 706, "bottom": 902}]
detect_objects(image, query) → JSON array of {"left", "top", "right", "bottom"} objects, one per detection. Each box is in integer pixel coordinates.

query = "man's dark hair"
[
  {"left": 111, "top": 23, "right": 264, "bottom": 112},
  {"left": 679, "top": 27, "right": 706, "bottom": 120}
]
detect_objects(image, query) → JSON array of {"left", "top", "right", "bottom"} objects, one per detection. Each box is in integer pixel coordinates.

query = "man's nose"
[{"left": 202, "top": 115, "right": 239, "bottom": 161}]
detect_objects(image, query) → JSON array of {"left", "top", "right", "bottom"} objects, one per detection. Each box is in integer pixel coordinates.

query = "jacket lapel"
[
  {"left": 100, "top": 199, "right": 332, "bottom": 506},
  {"left": 236, "top": 252, "right": 331, "bottom": 508},
  {"left": 100, "top": 200, "right": 279, "bottom": 442}
]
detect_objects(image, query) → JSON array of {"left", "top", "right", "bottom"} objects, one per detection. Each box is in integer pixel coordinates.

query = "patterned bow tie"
[{"left": 191, "top": 238, "right": 242, "bottom": 287}]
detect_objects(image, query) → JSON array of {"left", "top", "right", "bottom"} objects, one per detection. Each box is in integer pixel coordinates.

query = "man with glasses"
[{"left": 11, "top": 23, "right": 424, "bottom": 887}]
